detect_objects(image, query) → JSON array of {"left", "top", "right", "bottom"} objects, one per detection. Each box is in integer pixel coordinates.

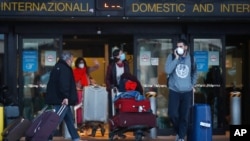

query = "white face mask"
[
  {"left": 78, "top": 63, "right": 84, "bottom": 68},
  {"left": 177, "top": 47, "right": 184, "bottom": 55}
]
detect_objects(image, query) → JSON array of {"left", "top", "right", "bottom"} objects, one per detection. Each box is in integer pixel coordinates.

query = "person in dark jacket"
[
  {"left": 105, "top": 47, "right": 130, "bottom": 139},
  {"left": 45, "top": 51, "right": 83, "bottom": 141},
  {"left": 119, "top": 72, "right": 143, "bottom": 94},
  {"left": 105, "top": 47, "right": 130, "bottom": 118}
]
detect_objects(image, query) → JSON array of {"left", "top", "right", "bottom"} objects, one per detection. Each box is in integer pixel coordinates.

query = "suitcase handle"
[
  {"left": 36, "top": 105, "right": 49, "bottom": 116},
  {"left": 57, "top": 105, "right": 67, "bottom": 116}
]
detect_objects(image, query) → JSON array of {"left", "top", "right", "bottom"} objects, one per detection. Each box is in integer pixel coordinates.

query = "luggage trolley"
[{"left": 109, "top": 86, "right": 156, "bottom": 141}]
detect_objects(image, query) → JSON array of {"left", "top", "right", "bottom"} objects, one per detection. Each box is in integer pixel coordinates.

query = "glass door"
[
  {"left": 135, "top": 37, "right": 175, "bottom": 135},
  {"left": 19, "top": 37, "right": 61, "bottom": 120},
  {"left": 192, "top": 37, "right": 225, "bottom": 132}
]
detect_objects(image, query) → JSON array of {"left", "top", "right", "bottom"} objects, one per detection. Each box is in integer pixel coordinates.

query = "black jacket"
[
  {"left": 105, "top": 60, "right": 130, "bottom": 92},
  {"left": 45, "top": 59, "right": 77, "bottom": 105}
]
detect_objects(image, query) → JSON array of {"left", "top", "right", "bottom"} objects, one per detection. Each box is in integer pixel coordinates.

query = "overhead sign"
[
  {"left": 125, "top": 0, "right": 250, "bottom": 17},
  {"left": 96, "top": 0, "right": 124, "bottom": 11},
  {"left": 0, "top": 0, "right": 95, "bottom": 16},
  {"left": 0, "top": 0, "right": 249, "bottom": 17}
]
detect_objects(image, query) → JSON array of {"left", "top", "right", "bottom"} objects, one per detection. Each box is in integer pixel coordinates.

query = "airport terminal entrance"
[{"left": 17, "top": 31, "right": 250, "bottom": 139}]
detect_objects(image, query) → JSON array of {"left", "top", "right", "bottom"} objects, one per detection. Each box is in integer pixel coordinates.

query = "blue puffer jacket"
[{"left": 113, "top": 91, "right": 146, "bottom": 102}]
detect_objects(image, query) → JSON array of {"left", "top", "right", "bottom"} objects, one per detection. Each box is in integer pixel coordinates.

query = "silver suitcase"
[{"left": 83, "top": 85, "right": 108, "bottom": 122}]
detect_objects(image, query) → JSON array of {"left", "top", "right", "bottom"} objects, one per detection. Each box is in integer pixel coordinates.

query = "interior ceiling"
[{"left": 63, "top": 35, "right": 134, "bottom": 54}]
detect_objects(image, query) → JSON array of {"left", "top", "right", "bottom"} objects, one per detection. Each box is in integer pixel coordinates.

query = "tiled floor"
[
  {"left": 20, "top": 123, "right": 230, "bottom": 141},
  {"left": 20, "top": 130, "right": 229, "bottom": 141}
]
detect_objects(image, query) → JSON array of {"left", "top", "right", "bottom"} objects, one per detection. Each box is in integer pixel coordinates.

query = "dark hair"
[
  {"left": 112, "top": 48, "right": 120, "bottom": 57},
  {"left": 112, "top": 48, "right": 121, "bottom": 62},
  {"left": 74, "top": 57, "right": 88, "bottom": 71},
  {"left": 177, "top": 39, "right": 188, "bottom": 46}
]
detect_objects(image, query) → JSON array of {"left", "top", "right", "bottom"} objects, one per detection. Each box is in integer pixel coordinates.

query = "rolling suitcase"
[
  {"left": 83, "top": 85, "right": 108, "bottom": 136},
  {"left": 114, "top": 98, "right": 151, "bottom": 113},
  {"left": 83, "top": 85, "right": 108, "bottom": 122},
  {"left": 2, "top": 117, "right": 31, "bottom": 141},
  {"left": 187, "top": 91, "right": 212, "bottom": 141},
  {"left": 25, "top": 105, "right": 67, "bottom": 141},
  {"left": 192, "top": 104, "right": 212, "bottom": 141}
]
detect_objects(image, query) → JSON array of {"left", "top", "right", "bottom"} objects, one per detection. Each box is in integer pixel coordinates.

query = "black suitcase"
[
  {"left": 25, "top": 105, "right": 67, "bottom": 141},
  {"left": 2, "top": 117, "right": 31, "bottom": 141}
]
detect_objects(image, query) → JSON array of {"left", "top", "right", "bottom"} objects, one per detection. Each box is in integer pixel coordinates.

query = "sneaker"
[
  {"left": 178, "top": 139, "right": 185, "bottom": 141},
  {"left": 175, "top": 134, "right": 179, "bottom": 141}
]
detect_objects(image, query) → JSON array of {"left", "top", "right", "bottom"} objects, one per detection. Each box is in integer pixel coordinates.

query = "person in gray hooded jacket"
[{"left": 165, "top": 39, "right": 197, "bottom": 141}]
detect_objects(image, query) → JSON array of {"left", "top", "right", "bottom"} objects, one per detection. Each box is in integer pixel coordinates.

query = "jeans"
[
  {"left": 49, "top": 105, "right": 79, "bottom": 140},
  {"left": 168, "top": 89, "right": 192, "bottom": 139}
]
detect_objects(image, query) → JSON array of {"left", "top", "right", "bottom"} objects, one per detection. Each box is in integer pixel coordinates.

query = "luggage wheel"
[
  {"left": 101, "top": 127, "right": 105, "bottom": 136},
  {"left": 135, "top": 134, "right": 143, "bottom": 141},
  {"left": 134, "top": 129, "right": 144, "bottom": 141},
  {"left": 109, "top": 133, "right": 114, "bottom": 141},
  {"left": 109, "top": 137, "right": 114, "bottom": 141},
  {"left": 91, "top": 128, "right": 97, "bottom": 137}
]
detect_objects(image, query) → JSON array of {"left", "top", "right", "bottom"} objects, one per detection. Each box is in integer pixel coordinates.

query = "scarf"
[
  {"left": 116, "top": 62, "right": 124, "bottom": 67},
  {"left": 73, "top": 67, "right": 89, "bottom": 87}
]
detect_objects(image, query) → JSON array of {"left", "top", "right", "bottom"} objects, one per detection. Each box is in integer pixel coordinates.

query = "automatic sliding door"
[
  {"left": 192, "top": 38, "right": 225, "bottom": 132},
  {"left": 136, "top": 38, "right": 175, "bottom": 135},
  {"left": 20, "top": 37, "right": 60, "bottom": 120}
]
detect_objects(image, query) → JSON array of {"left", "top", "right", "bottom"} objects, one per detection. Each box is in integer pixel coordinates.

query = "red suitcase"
[
  {"left": 114, "top": 98, "right": 151, "bottom": 112},
  {"left": 109, "top": 112, "right": 156, "bottom": 130}
]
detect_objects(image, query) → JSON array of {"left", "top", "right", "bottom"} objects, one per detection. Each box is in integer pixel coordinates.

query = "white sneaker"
[
  {"left": 178, "top": 139, "right": 185, "bottom": 141},
  {"left": 175, "top": 134, "right": 179, "bottom": 141}
]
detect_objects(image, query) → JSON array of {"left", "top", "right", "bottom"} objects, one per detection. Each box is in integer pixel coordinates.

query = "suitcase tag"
[
  {"left": 200, "top": 121, "right": 211, "bottom": 128},
  {"left": 138, "top": 106, "right": 143, "bottom": 112},
  {"left": 132, "top": 105, "right": 146, "bottom": 112}
]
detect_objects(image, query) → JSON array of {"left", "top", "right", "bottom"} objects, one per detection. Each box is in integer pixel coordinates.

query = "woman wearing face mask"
[
  {"left": 105, "top": 47, "right": 130, "bottom": 118},
  {"left": 105, "top": 47, "right": 130, "bottom": 138},
  {"left": 73, "top": 57, "right": 99, "bottom": 128}
]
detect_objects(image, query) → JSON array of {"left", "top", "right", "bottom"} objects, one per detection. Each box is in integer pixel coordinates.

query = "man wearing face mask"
[
  {"left": 73, "top": 57, "right": 99, "bottom": 128},
  {"left": 165, "top": 39, "right": 197, "bottom": 141}
]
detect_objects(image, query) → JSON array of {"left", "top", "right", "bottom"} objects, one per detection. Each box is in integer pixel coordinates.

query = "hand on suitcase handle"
[{"left": 61, "top": 98, "right": 68, "bottom": 105}]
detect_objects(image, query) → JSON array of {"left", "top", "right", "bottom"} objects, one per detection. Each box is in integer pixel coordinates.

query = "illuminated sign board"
[
  {"left": 0, "top": 0, "right": 95, "bottom": 16},
  {"left": 0, "top": 0, "right": 249, "bottom": 18},
  {"left": 125, "top": 0, "right": 250, "bottom": 17},
  {"left": 96, "top": 0, "right": 124, "bottom": 11}
]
